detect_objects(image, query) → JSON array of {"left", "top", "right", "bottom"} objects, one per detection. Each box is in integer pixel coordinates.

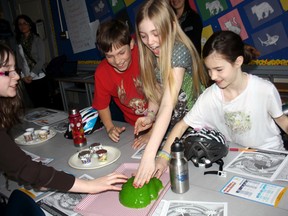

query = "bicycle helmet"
[
  {"left": 64, "top": 107, "right": 103, "bottom": 139},
  {"left": 182, "top": 128, "right": 228, "bottom": 168}
]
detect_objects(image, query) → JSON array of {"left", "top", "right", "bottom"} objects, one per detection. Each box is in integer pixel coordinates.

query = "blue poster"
[
  {"left": 244, "top": 0, "right": 283, "bottom": 29},
  {"left": 92, "top": 0, "right": 110, "bottom": 19},
  {"left": 252, "top": 22, "right": 288, "bottom": 57}
]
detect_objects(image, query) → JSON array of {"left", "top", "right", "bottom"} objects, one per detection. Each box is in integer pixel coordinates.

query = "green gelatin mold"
[{"left": 119, "top": 177, "right": 163, "bottom": 208}]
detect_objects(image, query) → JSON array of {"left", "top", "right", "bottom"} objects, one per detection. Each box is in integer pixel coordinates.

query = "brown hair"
[
  {"left": 14, "top": 14, "right": 38, "bottom": 44},
  {"left": 0, "top": 43, "right": 24, "bottom": 129},
  {"left": 96, "top": 19, "right": 131, "bottom": 54},
  {"left": 203, "top": 31, "right": 259, "bottom": 64}
]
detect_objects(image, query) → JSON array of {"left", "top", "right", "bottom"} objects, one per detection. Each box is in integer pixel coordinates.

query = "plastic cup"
[
  {"left": 96, "top": 149, "right": 108, "bottom": 162},
  {"left": 23, "top": 132, "right": 33, "bottom": 142},
  {"left": 26, "top": 128, "right": 36, "bottom": 139},
  {"left": 38, "top": 130, "right": 48, "bottom": 140},
  {"left": 41, "top": 126, "right": 50, "bottom": 135},
  {"left": 78, "top": 150, "right": 92, "bottom": 165}
]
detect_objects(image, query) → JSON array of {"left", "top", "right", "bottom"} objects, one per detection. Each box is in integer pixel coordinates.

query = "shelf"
[
  {"left": 65, "top": 87, "right": 86, "bottom": 93},
  {"left": 243, "top": 65, "right": 288, "bottom": 101},
  {"left": 57, "top": 77, "right": 94, "bottom": 111}
]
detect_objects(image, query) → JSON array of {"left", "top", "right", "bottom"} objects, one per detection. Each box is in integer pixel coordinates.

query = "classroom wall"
[
  {"left": 50, "top": 0, "right": 288, "bottom": 65},
  {"left": 50, "top": 0, "right": 144, "bottom": 62}
]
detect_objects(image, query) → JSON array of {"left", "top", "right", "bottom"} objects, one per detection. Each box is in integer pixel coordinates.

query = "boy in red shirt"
[{"left": 93, "top": 19, "right": 149, "bottom": 146}]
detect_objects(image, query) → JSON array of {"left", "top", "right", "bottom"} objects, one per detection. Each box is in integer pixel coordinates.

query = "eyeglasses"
[
  {"left": 18, "top": 22, "right": 29, "bottom": 26},
  {"left": 0, "top": 70, "right": 19, "bottom": 77}
]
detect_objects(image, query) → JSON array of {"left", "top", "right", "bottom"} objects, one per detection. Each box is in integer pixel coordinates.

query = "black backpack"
[{"left": 45, "top": 55, "right": 67, "bottom": 78}]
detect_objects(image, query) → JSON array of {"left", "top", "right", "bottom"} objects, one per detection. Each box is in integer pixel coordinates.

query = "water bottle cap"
[
  {"left": 69, "top": 109, "right": 79, "bottom": 115},
  {"left": 171, "top": 138, "right": 184, "bottom": 152}
]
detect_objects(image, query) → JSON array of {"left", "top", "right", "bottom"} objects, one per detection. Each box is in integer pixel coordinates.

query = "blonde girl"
[{"left": 133, "top": 0, "right": 207, "bottom": 187}]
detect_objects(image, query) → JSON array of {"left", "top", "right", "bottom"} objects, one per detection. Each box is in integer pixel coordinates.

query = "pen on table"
[
  {"left": 229, "top": 147, "right": 288, "bottom": 155},
  {"left": 229, "top": 147, "right": 256, "bottom": 152}
]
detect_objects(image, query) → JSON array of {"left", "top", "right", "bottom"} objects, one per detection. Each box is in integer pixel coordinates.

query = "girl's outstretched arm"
[
  {"left": 133, "top": 67, "right": 185, "bottom": 188},
  {"left": 155, "top": 120, "right": 189, "bottom": 178},
  {"left": 69, "top": 172, "right": 128, "bottom": 193}
]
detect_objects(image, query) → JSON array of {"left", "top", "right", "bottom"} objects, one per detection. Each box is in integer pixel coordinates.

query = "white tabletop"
[{"left": 1, "top": 110, "right": 288, "bottom": 216}]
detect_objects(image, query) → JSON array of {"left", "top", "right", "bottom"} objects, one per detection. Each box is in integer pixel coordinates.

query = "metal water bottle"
[
  {"left": 169, "top": 137, "right": 189, "bottom": 193},
  {"left": 68, "top": 109, "right": 87, "bottom": 147}
]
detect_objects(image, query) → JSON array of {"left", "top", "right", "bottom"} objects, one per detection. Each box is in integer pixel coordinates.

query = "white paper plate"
[
  {"left": 68, "top": 146, "right": 121, "bottom": 170},
  {"left": 15, "top": 129, "right": 57, "bottom": 146}
]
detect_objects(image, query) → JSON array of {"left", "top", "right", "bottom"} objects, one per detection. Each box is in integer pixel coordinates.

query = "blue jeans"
[{"left": 5, "top": 190, "right": 45, "bottom": 216}]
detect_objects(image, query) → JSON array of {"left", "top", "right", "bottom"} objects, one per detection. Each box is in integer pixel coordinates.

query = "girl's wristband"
[
  {"left": 144, "top": 109, "right": 156, "bottom": 122},
  {"left": 157, "top": 150, "right": 171, "bottom": 161}
]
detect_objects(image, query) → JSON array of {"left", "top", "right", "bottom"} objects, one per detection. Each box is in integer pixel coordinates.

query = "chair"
[
  {"left": 0, "top": 193, "right": 8, "bottom": 215},
  {"left": 4, "top": 189, "right": 45, "bottom": 216}
]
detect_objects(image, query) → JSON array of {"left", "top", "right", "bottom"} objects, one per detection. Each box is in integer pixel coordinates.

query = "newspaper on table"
[
  {"left": 131, "top": 144, "right": 146, "bottom": 159},
  {"left": 22, "top": 149, "right": 54, "bottom": 165},
  {"left": 50, "top": 119, "right": 69, "bottom": 133},
  {"left": 221, "top": 176, "right": 287, "bottom": 207},
  {"left": 131, "top": 138, "right": 167, "bottom": 159},
  {"left": 152, "top": 200, "right": 228, "bottom": 216},
  {"left": 37, "top": 174, "right": 93, "bottom": 216},
  {"left": 224, "top": 150, "right": 288, "bottom": 182},
  {"left": 24, "top": 109, "right": 68, "bottom": 127},
  {"left": 18, "top": 187, "right": 52, "bottom": 202}
]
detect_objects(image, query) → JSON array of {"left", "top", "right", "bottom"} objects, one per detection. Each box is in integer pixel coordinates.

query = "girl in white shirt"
[{"left": 154, "top": 30, "right": 288, "bottom": 179}]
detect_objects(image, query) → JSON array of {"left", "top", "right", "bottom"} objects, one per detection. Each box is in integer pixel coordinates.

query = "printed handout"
[
  {"left": 24, "top": 109, "right": 68, "bottom": 126},
  {"left": 24, "top": 110, "right": 58, "bottom": 121},
  {"left": 152, "top": 200, "right": 228, "bottom": 216},
  {"left": 221, "top": 176, "right": 286, "bottom": 207},
  {"left": 131, "top": 144, "right": 146, "bottom": 159},
  {"left": 50, "top": 118, "right": 69, "bottom": 133},
  {"left": 22, "top": 149, "right": 54, "bottom": 165},
  {"left": 132, "top": 138, "right": 167, "bottom": 159},
  {"left": 37, "top": 174, "right": 93, "bottom": 216},
  {"left": 224, "top": 150, "right": 288, "bottom": 182}
]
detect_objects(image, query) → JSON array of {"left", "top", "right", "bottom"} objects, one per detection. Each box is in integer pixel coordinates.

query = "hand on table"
[
  {"left": 76, "top": 172, "right": 128, "bottom": 194},
  {"left": 154, "top": 157, "right": 169, "bottom": 179},
  {"left": 132, "top": 129, "right": 151, "bottom": 149},
  {"left": 133, "top": 155, "right": 156, "bottom": 188},
  {"left": 90, "top": 172, "right": 128, "bottom": 193},
  {"left": 107, "top": 126, "right": 125, "bottom": 142},
  {"left": 134, "top": 116, "right": 153, "bottom": 136}
]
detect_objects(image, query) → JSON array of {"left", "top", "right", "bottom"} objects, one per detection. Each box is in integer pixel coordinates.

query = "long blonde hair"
[{"left": 135, "top": 0, "right": 207, "bottom": 106}]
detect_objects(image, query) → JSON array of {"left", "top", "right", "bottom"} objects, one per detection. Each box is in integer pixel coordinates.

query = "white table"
[{"left": 1, "top": 112, "right": 288, "bottom": 216}]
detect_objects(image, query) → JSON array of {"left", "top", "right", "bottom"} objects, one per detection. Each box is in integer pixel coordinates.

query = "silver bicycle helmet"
[{"left": 182, "top": 128, "right": 228, "bottom": 168}]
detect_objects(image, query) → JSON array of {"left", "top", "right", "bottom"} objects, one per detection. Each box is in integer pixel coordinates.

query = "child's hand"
[
  {"left": 133, "top": 155, "right": 156, "bottom": 188},
  {"left": 154, "top": 157, "right": 169, "bottom": 179},
  {"left": 107, "top": 126, "right": 125, "bottom": 142},
  {"left": 134, "top": 117, "right": 153, "bottom": 135}
]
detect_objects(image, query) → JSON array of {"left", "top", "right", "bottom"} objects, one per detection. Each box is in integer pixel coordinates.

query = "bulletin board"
[
  {"left": 193, "top": 0, "right": 288, "bottom": 65},
  {"left": 50, "top": 0, "right": 143, "bottom": 63},
  {"left": 50, "top": 0, "right": 288, "bottom": 65}
]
